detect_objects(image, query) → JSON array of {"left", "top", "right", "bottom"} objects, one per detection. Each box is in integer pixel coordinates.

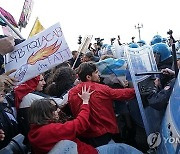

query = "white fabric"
[
  {"left": 19, "top": 92, "right": 69, "bottom": 108},
  {"left": 54, "top": 92, "right": 69, "bottom": 107},
  {"left": 19, "top": 93, "right": 44, "bottom": 108}
]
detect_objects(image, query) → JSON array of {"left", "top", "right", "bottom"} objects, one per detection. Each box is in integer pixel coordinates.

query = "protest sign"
[
  {"left": 72, "top": 35, "right": 92, "bottom": 69},
  {"left": 78, "top": 35, "right": 93, "bottom": 53},
  {"left": 4, "top": 23, "right": 72, "bottom": 84},
  {"left": 18, "top": 0, "right": 34, "bottom": 28}
]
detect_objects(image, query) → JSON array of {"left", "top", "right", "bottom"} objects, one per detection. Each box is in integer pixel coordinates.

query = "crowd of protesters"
[{"left": 0, "top": 33, "right": 179, "bottom": 154}]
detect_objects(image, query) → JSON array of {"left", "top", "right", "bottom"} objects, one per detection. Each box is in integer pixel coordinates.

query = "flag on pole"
[
  {"left": 18, "top": 0, "right": 34, "bottom": 28},
  {"left": 28, "top": 17, "right": 44, "bottom": 38},
  {"left": 0, "top": 7, "right": 18, "bottom": 27},
  {"left": 96, "top": 58, "right": 128, "bottom": 86}
]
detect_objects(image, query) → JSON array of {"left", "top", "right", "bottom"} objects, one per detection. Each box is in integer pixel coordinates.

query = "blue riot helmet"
[
  {"left": 150, "top": 35, "right": 163, "bottom": 45},
  {"left": 137, "top": 40, "right": 146, "bottom": 47},
  {"left": 128, "top": 43, "right": 139, "bottom": 48},
  {"left": 152, "top": 43, "right": 172, "bottom": 62}
]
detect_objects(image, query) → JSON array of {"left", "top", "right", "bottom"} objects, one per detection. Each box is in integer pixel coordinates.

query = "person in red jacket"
[
  {"left": 28, "top": 85, "right": 97, "bottom": 154},
  {"left": 28, "top": 89, "right": 142, "bottom": 154},
  {"left": 68, "top": 62, "right": 135, "bottom": 147}
]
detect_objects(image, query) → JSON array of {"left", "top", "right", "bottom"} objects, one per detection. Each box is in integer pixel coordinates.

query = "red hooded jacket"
[
  {"left": 14, "top": 76, "right": 40, "bottom": 109},
  {"left": 68, "top": 81, "right": 135, "bottom": 138}
]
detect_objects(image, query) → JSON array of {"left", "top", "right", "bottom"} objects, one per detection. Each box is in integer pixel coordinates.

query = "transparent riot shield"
[
  {"left": 112, "top": 41, "right": 126, "bottom": 59},
  {"left": 125, "top": 45, "right": 163, "bottom": 136},
  {"left": 158, "top": 72, "right": 180, "bottom": 154}
]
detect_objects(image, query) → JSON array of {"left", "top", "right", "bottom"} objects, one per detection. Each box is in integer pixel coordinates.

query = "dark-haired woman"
[
  {"left": 45, "top": 66, "right": 76, "bottom": 98},
  {"left": 45, "top": 66, "right": 77, "bottom": 117},
  {"left": 28, "top": 86, "right": 96, "bottom": 154},
  {"left": 14, "top": 74, "right": 65, "bottom": 148}
]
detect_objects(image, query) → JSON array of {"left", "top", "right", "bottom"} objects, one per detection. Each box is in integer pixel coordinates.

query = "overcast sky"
[{"left": 1, "top": 0, "right": 180, "bottom": 50}]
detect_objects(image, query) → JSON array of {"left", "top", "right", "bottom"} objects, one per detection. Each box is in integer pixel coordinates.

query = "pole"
[
  {"left": 138, "top": 29, "right": 141, "bottom": 40},
  {"left": 135, "top": 23, "right": 143, "bottom": 41},
  {"left": 72, "top": 51, "right": 81, "bottom": 69},
  {"left": 72, "top": 37, "right": 89, "bottom": 69},
  {"left": 171, "top": 35, "right": 179, "bottom": 78},
  {"left": 0, "top": 13, "right": 24, "bottom": 39},
  {"left": 72, "top": 35, "right": 93, "bottom": 69}
]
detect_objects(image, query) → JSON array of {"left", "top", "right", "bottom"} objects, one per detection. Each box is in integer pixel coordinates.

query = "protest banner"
[
  {"left": 4, "top": 23, "right": 72, "bottom": 85},
  {"left": 18, "top": 0, "right": 34, "bottom": 29},
  {"left": 77, "top": 35, "right": 93, "bottom": 53},
  {"left": 0, "top": 7, "right": 18, "bottom": 27}
]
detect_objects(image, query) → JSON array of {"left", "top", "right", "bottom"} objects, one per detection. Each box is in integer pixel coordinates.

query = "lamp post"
[{"left": 135, "top": 23, "right": 143, "bottom": 41}]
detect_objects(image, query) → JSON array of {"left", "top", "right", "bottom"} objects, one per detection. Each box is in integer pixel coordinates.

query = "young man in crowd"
[{"left": 68, "top": 62, "right": 135, "bottom": 147}]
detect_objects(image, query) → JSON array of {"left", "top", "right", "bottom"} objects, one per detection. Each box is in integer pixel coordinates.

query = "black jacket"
[{"left": 147, "top": 78, "right": 176, "bottom": 110}]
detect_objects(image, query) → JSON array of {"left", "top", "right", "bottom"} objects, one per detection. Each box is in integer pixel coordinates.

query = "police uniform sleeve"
[{"left": 147, "top": 78, "right": 175, "bottom": 110}]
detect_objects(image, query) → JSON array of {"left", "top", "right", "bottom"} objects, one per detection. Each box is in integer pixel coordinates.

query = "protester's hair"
[
  {"left": 45, "top": 67, "right": 76, "bottom": 97},
  {"left": 85, "top": 52, "right": 94, "bottom": 61},
  {"left": 43, "top": 62, "right": 71, "bottom": 91},
  {"left": 72, "top": 50, "right": 78, "bottom": 55},
  {"left": 29, "top": 98, "right": 69, "bottom": 125},
  {"left": 77, "top": 62, "right": 97, "bottom": 82},
  {"left": 29, "top": 98, "right": 58, "bottom": 125}
]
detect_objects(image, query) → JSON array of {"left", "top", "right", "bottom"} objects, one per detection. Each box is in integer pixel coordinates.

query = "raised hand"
[
  {"left": 0, "top": 69, "right": 18, "bottom": 86},
  {"left": 161, "top": 68, "right": 175, "bottom": 76},
  {"left": 78, "top": 85, "right": 94, "bottom": 104},
  {"left": 0, "top": 36, "right": 15, "bottom": 55}
]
